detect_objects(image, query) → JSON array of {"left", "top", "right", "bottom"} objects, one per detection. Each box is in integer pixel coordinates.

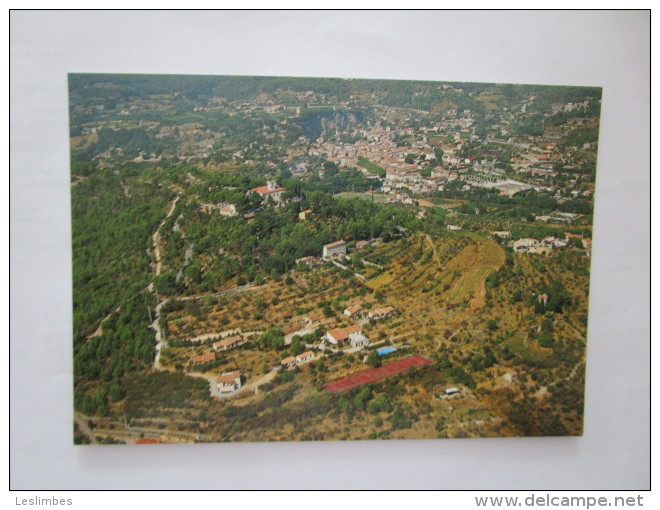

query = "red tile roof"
[
  {"left": 327, "top": 324, "right": 361, "bottom": 342},
  {"left": 216, "top": 371, "right": 240, "bottom": 384},
  {"left": 251, "top": 185, "right": 285, "bottom": 195},
  {"left": 191, "top": 352, "right": 216, "bottom": 364},
  {"left": 213, "top": 336, "right": 243, "bottom": 349},
  {"left": 323, "top": 240, "right": 346, "bottom": 249},
  {"left": 136, "top": 438, "right": 162, "bottom": 444}
]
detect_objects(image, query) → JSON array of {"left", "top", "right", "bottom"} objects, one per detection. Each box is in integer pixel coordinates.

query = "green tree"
[
  {"left": 254, "top": 295, "right": 266, "bottom": 311},
  {"left": 291, "top": 336, "right": 304, "bottom": 356},
  {"left": 367, "top": 351, "right": 382, "bottom": 368},
  {"left": 353, "top": 387, "right": 372, "bottom": 410}
]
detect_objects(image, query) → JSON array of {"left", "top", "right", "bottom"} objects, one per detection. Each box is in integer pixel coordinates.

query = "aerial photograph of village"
[{"left": 69, "top": 74, "right": 600, "bottom": 444}]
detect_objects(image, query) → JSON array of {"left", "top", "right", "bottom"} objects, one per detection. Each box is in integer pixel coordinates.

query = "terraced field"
[
  {"left": 360, "top": 232, "right": 506, "bottom": 342},
  {"left": 447, "top": 265, "right": 496, "bottom": 308},
  {"left": 502, "top": 336, "right": 554, "bottom": 363},
  {"left": 443, "top": 239, "right": 505, "bottom": 309}
]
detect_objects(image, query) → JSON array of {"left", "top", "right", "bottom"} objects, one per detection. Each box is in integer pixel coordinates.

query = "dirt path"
[
  {"left": 119, "top": 181, "right": 131, "bottom": 198},
  {"left": 86, "top": 305, "right": 121, "bottom": 340},
  {"left": 149, "top": 193, "right": 181, "bottom": 369},
  {"left": 74, "top": 411, "right": 98, "bottom": 444},
  {"left": 150, "top": 298, "right": 171, "bottom": 370},
  {"left": 152, "top": 195, "right": 180, "bottom": 277},
  {"left": 566, "top": 359, "right": 585, "bottom": 381},
  {"left": 425, "top": 234, "right": 444, "bottom": 271}
]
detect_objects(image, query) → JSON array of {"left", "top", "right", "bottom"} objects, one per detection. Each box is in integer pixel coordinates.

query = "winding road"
[{"left": 149, "top": 194, "right": 180, "bottom": 369}]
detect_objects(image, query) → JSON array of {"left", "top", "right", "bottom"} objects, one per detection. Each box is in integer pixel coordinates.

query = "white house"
[
  {"left": 212, "top": 335, "right": 245, "bottom": 351},
  {"left": 295, "top": 351, "right": 315, "bottom": 364},
  {"left": 512, "top": 238, "right": 539, "bottom": 252},
  {"left": 350, "top": 335, "right": 370, "bottom": 349},
  {"left": 250, "top": 180, "right": 286, "bottom": 203},
  {"left": 322, "top": 240, "right": 347, "bottom": 258},
  {"left": 325, "top": 324, "right": 368, "bottom": 348},
  {"left": 216, "top": 371, "right": 242, "bottom": 393},
  {"left": 367, "top": 306, "right": 396, "bottom": 319},
  {"left": 344, "top": 304, "right": 363, "bottom": 317},
  {"left": 281, "top": 356, "right": 297, "bottom": 369},
  {"left": 542, "top": 236, "right": 567, "bottom": 249}
]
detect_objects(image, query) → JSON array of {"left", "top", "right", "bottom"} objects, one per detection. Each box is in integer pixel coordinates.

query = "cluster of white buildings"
[
  {"left": 534, "top": 212, "right": 581, "bottom": 224},
  {"left": 551, "top": 100, "right": 590, "bottom": 114},
  {"left": 511, "top": 236, "right": 569, "bottom": 253}
]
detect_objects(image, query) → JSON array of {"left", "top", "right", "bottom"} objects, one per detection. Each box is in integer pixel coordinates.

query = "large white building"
[
  {"left": 322, "top": 240, "right": 347, "bottom": 258},
  {"left": 250, "top": 180, "right": 286, "bottom": 202},
  {"left": 325, "top": 324, "right": 369, "bottom": 349}
]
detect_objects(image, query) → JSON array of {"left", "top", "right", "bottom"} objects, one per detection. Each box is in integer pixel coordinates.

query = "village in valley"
[{"left": 70, "top": 75, "right": 599, "bottom": 444}]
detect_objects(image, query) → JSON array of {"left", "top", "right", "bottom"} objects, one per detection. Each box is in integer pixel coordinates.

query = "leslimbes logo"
[{"left": 15, "top": 497, "right": 73, "bottom": 506}]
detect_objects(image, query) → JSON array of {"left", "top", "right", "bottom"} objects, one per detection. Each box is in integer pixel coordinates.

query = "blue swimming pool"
[{"left": 377, "top": 347, "right": 396, "bottom": 356}]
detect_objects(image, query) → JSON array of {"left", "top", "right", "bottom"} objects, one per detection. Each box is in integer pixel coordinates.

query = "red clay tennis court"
[{"left": 324, "top": 354, "right": 433, "bottom": 394}]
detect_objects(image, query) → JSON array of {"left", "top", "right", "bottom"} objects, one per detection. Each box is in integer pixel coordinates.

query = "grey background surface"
[{"left": 10, "top": 10, "right": 650, "bottom": 489}]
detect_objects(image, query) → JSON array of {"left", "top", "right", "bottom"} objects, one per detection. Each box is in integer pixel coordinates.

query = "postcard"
[{"left": 69, "top": 74, "right": 600, "bottom": 444}]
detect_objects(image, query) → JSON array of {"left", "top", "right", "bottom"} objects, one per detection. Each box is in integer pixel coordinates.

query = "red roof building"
[
  {"left": 322, "top": 240, "right": 347, "bottom": 258},
  {"left": 212, "top": 335, "right": 244, "bottom": 351},
  {"left": 344, "top": 304, "right": 363, "bottom": 317},
  {"left": 296, "top": 351, "right": 315, "bottom": 363},
  {"left": 250, "top": 180, "right": 286, "bottom": 202},
  {"left": 251, "top": 184, "right": 286, "bottom": 195},
  {"left": 191, "top": 352, "right": 216, "bottom": 364},
  {"left": 325, "top": 324, "right": 362, "bottom": 344},
  {"left": 216, "top": 371, "right": 242, "bottom": 393}
]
